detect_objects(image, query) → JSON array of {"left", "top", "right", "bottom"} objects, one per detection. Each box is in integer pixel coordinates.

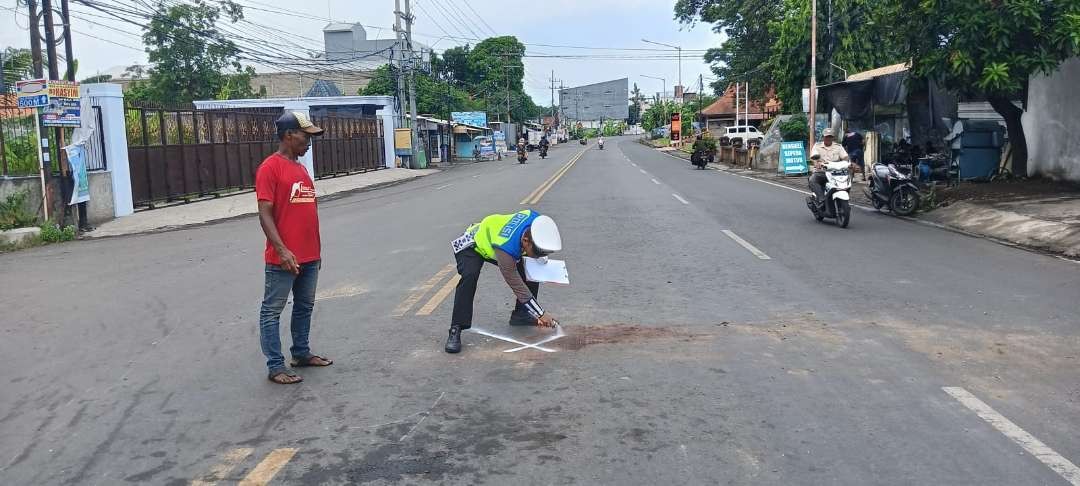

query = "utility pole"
[
  {"left": 60, "top": 0, "right": 74, "bottom": 81},
  {"left": 735, "top": 80, "right": 740, "bottom": 128},
  {"left": 27, "top": 1, "right": 43, "bottom": 77},
  {"left": 403, "top": 0, "right": 421, "bottom": 168},
  {"left": 42, "top": 0, "right": 59, "bottom": 80},
  {"left": 505, "top": 51, "right": 511, "bottom": 127},
  {"left": 809, "top": 0, "right": 818, "bottom": 148}
]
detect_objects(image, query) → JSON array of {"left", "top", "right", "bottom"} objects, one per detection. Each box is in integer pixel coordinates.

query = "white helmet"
[{"left": 530, "top": 215, "right": 562, "bottom": 254}]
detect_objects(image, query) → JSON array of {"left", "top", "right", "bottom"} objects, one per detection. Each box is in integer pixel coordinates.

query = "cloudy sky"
[{"left": 1, "top": 0, "right": 723, "bottom": 104}]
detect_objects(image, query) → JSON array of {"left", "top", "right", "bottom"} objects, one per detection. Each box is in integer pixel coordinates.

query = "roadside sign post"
[
  {"left": 17, "top": 79, "right": 52, "bottom": 221},
  {"left": 779, "top": 141, "right": 809, "bottom": 175}
]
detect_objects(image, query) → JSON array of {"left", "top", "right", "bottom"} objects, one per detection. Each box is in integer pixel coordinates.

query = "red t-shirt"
[{"left": 255, "top": 153, "right": 321, "bottom": 265}]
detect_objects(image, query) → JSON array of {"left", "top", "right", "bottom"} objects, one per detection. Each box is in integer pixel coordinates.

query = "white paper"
[{"left": 523, "top": 257, "right": 569, "bottom": 285}]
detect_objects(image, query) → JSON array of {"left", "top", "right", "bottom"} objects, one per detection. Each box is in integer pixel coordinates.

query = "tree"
[
  {"left": 887, "top": 0, "right": 1080, "bottom": 175},
  {"left": 217, "top": 66, "right": 265, "bottom": 100},
  {"left": 360, "top": 64, "right": 480, "bottom": 116},
  {"left": 676, "top": 0, "right": 903, "bottom": 110},
  {"left": 629, "top": 83, "right": 644, "bottom": 125},
  {"left": 140, "top": 0, "right": 247, "bottom": 104},
  {"left": 1, "top": 47, "right": 33, "bottom": 92}
]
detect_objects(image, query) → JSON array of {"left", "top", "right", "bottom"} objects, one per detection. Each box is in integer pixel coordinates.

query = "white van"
[{"left": 723, "top": 125, "right": 764, "bottom": 146}]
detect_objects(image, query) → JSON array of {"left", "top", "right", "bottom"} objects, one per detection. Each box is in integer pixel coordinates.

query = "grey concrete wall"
[
  {"left": 87, "top": 171, "right": 115, "bottom": 224},
  {"left": 560, "top": 79, "right": 630, "bottom": 122},
  {"left": 0, "top": 176, "right": 44, "bottom": 220},
  {"left": 1022, "top": 57, "right": 1080, "bottom": 182},
  {"left": 0, "top": 173, "right": 114, "bottom": 225}
]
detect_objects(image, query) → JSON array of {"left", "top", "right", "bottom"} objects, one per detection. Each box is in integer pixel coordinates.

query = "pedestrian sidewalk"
[
  {"left": 653, "top": 144, "right": 1080, "bottom": 258},
  {"left": 89, "top": 168, "right": 438, "bottom": 238}
]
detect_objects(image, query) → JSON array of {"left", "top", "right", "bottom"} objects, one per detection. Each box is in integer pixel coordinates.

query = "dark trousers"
[
  {"left": 809, "top": 171, "right": 828, "bottom": 200},
  {"left": 451, "top": 249, "right": 538, "bottom": 329}
]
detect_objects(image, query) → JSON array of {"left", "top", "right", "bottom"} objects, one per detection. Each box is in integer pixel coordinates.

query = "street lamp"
[
  {"left": 640, "top": 74, "right": 668, "bottom": 133},
  {"left": 642, "top": 38, "right": 681, "bottom": 100}
]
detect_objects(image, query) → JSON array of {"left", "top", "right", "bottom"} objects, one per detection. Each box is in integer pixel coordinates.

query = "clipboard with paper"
[{"left": 523, "top": 257, "right": 569, "bottom": 285}]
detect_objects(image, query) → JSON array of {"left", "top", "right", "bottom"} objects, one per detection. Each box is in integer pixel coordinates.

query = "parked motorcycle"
[
  {"left": 865, "top": 162, "right": 920, "bottom": 216},
  {"left": 806, "top": 156, "right": 853, "bottom": 228}
]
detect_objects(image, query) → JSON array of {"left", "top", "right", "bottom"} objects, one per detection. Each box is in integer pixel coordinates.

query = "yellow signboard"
[{"left": 48, "top": 80, "right": 79, "bottom": 99}]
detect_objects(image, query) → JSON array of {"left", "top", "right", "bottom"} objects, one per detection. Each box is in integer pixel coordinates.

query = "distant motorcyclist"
[
  {"left": 517, "top": 136, "right": 528, "bottom": 162},
  {"left": 598, "top": 136, "right": 605, "bottom": 149},
  {"left": 809, "top": 128, "right": 850, "bottom": 201}
]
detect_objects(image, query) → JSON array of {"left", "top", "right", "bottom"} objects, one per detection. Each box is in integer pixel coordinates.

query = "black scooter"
[{"left": 865, "top": 162, "right": 921, "bottom": 216}]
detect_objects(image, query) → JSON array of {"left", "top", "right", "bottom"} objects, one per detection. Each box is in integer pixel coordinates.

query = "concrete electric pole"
[{"left": 809, "top": 0, "right": 818, "bottom": 149}]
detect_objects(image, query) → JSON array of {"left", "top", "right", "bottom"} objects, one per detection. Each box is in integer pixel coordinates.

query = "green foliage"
[
  {"left": 886, "top": 0, "right": 1079, "bottom": 172},
  {"left": 0, "top": 190, "right": 38, "bottom": 231},
  {"left": 360, "top": 64, "right": 481, "bottom": 116},
  {"left": 139, "top": 0, "right": 248, "bottom": 104},
  {"left": 602, "top": 120, "right": 626, "bottom": 137},
  {"left": 2, "top": 130, "right": 39, "bottom": 176},
  {"left": 778, "top": 114, "right": 808, "bottom": 142},
  {"left": 39, "top": 222, "right": 76, "bottom": 243},
  {"left": 693, "top": 136, "right": 718, "bottom": 153},
  {"left": 217, "top": 66, "right": 265, "bottom": 100},
  {"left": 676, "top": 0, "right": 904, "bottom": 110},
  {"left": 2, "top": 47, "right": 33, "bottom": 91},
  {"left": 629, "top": 83, "right": 644, "bottom": 125},
  {"left": 359, "top": 39, "right": 542, "bottom": 122}
]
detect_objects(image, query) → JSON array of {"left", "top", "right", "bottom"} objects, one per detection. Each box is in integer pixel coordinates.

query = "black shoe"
[
  {"left": 445, "top": 326, "right": 462, "bottom": 353},
  {"left": 509, "top": 311, "right": 536, "bottom": 326}
]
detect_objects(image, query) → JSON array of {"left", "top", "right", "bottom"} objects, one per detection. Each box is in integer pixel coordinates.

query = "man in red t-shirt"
[{"left": 255, "top": 111, "right": 332, "bottom": 385}]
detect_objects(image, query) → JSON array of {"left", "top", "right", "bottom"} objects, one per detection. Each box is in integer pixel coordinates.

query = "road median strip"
[{"left": 521, "top": 146, "right": 589, "bottom": 205}]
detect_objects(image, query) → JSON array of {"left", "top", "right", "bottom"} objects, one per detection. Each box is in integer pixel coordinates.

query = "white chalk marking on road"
[
  {"left": 400, "top": 391, "right": 446, "bottom": 442},
  {"left": 631, "top": 162, "right": 637, "bottom": 167},
  {"left": 435, "top": 183, "right": 454, "bottom": 190},
  {"left": 467, "top": 327, "right": 558, "bottom": 352},
  {"left": 672, "top": 193, "right": 690, "bottom": 205},
  {"left": 639, "top": 169, "right": 648, "bottom": 175},
  {"left": 191, "top": 447, "right": 255, "bottom": 486},
  {"left": 503, "top": 325, "right": 566, "bottom": 352},
  {"left": 471, "top": 174, "right": 480, "bottom": 178},
  {"left": 943, "top": 387, "right": 1080, "bottom": 485},
  {"left": 416, "top": 274, "right": 461, "bottom": 316},
  {"left": 238, "top": 448, "right": 297, "bottom": 486},
  {"left": 651, "top": 178, "right": 660, "bottom": 185},
  {"left": 722, "top": 230, "right": 771, "bottom": 260}
]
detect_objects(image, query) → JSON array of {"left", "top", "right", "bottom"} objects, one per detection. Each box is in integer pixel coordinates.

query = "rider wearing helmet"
[{"left": 445, "top": 210, "right": 563, "bottom": 353}]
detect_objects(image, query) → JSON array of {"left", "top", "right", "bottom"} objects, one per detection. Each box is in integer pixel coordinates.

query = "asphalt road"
[{"left": 1, "top": 136, "right": 1078, "bottom": 485}]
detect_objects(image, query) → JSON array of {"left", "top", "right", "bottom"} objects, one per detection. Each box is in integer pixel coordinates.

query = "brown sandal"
[
  {"left": 268, "top": 370, "right": 303, "bottom": 384},
  {"left": 291, "top": 355, "right": 333, "bottom": 367}
]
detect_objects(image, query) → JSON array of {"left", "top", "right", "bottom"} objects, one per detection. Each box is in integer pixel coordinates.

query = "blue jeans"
[{"left": 259, "top": 261, "right": 320, "bottom": 373}]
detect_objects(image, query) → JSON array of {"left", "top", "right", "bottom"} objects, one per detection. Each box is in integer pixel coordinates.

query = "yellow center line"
[
  {"left": 238, "top": 448, "right": 298, "bottom": 486},
  {"left": 416, "top": 274, "right": 462, "bottom": 316},
  {"left": 190, "top": 447, "right": 254, "bottom": 486},
  {"left": 520, "top": 145, "right": 589, "bottom": 205},
  {"left": 391, "top": 263, "right": 456, "bottom": 317}
]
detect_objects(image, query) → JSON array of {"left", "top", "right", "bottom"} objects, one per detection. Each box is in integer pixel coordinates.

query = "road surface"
[{"left": 1, "top": 137, "right": 1078, "bottom": 485}]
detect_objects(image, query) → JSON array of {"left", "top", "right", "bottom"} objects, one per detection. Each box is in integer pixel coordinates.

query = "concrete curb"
[
  {"left": 83, "top": 172, "right": 433, "bottom": 239},
  {"left": 648, "top": 145, "right": 1080, "bottom": 263}
]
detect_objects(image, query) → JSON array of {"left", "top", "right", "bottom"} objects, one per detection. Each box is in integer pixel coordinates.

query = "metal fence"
[
  {"left": 0, "top": 105, "right": 39, "bottom": 177},
  {"left": 85, "top": 106, "right": 107, "bottom": 171},
  {"left": 125, "top": 103, "right": 281, "bottom": 208},
  {"left": 310, "top": 114, "right": 384, "bottom": 178}
]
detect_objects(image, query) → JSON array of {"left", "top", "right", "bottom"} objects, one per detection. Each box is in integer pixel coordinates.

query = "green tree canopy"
[
  {"left": 886, "top": 0, "right": 1080, "bottom": 174},
  {"left": 139, "top": 0, "right": 251, "bottom": 104},
  {"left": 2, "top": 47, "right": 33, "bottom": 92}
]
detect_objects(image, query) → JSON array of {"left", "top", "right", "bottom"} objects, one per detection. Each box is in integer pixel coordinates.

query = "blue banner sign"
[
  {"left": 780, "top": 141, "right": 809, "bottom": 175},
  {"left": 451, "top": 111, "right": 487, "bottom": 128}
]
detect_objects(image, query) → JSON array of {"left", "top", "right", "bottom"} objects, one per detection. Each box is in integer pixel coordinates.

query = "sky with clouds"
[{"left": 1, "top": 0, "right": 724, "bottom": 104}]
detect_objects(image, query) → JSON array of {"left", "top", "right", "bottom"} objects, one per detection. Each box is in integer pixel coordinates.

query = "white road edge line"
[
  {"left": 943, "top": 386, "right": 1080, "bottom": 485},
  {"left": 672, "top": 193, "right": 690, "bottom": 205},
  {"left": 651, "top": 178, "right": 660, "bottom": 185},
  {"left": 435, "top": 183, "right": 454, "bottom": 190},
  {"left": 639, "top": 169, "right": 648, "bottom": 175},
  {"left": 631, "top": 162, "right": 637, "bottom": 167},
  {"left": 722, "top": 230, "right": 771, "bottom": 260}
]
